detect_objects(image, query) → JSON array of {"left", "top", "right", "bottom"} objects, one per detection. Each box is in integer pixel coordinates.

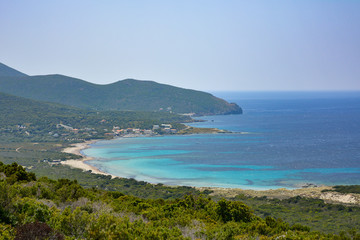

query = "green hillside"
[
  {"left": 0, "top": 63, "right": 242, "bottom": 115},
  {"left": 0, "top": 62, "right": 28, "bottom": 77},
  {"left": 0, "top": 92, "right": 190, "bottom": 142},
  {"left": 106, "top": 79, "right": 242, "bottom": 115}
]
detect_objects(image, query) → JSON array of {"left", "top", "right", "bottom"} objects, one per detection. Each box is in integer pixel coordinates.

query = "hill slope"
[
  {"left": 0, "top": 62, "right": 28, "bottom": 77},
  {"left": 0, "top": 92, "right": 190, "bottom": 141},
  {"left": 0, "top": 63, "right": 242, "bottom": 115}
]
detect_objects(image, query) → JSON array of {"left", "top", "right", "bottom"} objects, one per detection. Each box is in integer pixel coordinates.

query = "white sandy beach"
[{"left": 61, "top": 140, "right": 117, "bottom": 178}]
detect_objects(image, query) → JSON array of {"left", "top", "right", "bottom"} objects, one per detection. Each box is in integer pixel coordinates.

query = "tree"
[{"left": 216, "top": 199, "right": 253, "bottom": 223}]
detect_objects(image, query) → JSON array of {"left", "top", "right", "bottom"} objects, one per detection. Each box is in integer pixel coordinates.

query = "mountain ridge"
[
  {"left": 0, "top": 63, "right": 242, "bottom": 115},
  {"left": 0, "top": 62, "right": 28, "bottom": 77}
]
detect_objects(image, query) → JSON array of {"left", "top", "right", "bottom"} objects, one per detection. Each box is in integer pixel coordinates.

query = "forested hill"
[
  {"left": 0, "top": 92, "right": 190, "bottom": 142},
  {"left": 0, "top": 63, "right": 242, "bottom": 115}
]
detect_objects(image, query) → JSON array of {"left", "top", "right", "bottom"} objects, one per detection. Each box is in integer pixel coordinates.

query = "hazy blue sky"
[{"left": 1, "top": 1, "right": 359, "bottom": 91}]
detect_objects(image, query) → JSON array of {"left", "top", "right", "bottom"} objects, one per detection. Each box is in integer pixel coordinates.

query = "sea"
[{"left": 83, "top": 91, "right": 360, "bottom": 189}]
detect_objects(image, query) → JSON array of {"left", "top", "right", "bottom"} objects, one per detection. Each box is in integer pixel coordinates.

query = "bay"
[{"left": 84, "top": 92, "right": 360, "bottom": 189}]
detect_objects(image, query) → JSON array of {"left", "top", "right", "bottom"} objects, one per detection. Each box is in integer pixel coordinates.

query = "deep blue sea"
[{"left": 84, "top": 92, "right": 360, "bottom": 189}]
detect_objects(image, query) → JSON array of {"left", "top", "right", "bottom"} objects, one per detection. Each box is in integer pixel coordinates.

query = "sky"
[{"left": 1, "top": 0, "right": 359, "bottom": 91}]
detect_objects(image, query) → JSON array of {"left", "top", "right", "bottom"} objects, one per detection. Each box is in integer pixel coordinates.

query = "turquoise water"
[{"left": 84, "top": 92, "right": 360, "bottom": 189}]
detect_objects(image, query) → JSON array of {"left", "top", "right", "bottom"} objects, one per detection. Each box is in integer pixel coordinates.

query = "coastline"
[
  {"left": 59, "top": 135, "right": 360, "bottom": 206},
  {"left": 59, "top": 127, "right": 223, "bottom": 179},
  {"left": 61, "top": 139, "right": 117, "bottom": 178},
  {"left": 60, "top": 138, "right": 360, "bottom": 206}
]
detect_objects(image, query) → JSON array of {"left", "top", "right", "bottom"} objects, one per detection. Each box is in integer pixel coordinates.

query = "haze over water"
[{"left": 84, "top": 92, "right": 360, "bottom": 189}]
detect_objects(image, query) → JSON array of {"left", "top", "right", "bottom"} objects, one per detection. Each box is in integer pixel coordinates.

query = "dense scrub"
[
  {"left": 1, "top": 162, "right": 359, "bottom": 239},
  {"left": 233, "top": 194, "right": 360, "bottom": 234}
]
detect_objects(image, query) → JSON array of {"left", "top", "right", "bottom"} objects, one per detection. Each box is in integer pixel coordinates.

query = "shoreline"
[
  {"left": 61, "top": 139, "right": 117, "bottom": 178},
  {"left": 59, "top": 137, "right": 360, "bottom": 206},
  {"left": 59, "top": 127, "right": 227, "bottom": 179}
]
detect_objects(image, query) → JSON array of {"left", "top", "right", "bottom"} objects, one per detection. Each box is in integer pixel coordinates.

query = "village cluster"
[
  {"left": 53, "top": 123, "right": 178, "bottom": 140},
  {"left": 111, "top": 124, "right": 177, "bottom": 136}
]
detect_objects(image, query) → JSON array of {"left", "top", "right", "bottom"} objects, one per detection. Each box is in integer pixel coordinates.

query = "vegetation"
[
  {"left": 323, "top": 185, "right": 360, "bottom": 194},
  {"left": 231, "top": 194, "right": 360, "bottom": 235},
  {"left": 0, "top": 62, "right": 242, "bottom": 115},
  {"left": 178, "top": 126, "right": 229, "bottom": 134},
  {"left": 0, "top": 92, "right": 190, "bottom": 142},
  {"left": 1, "top": 162, "right": 359, "bottom": 239}
]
